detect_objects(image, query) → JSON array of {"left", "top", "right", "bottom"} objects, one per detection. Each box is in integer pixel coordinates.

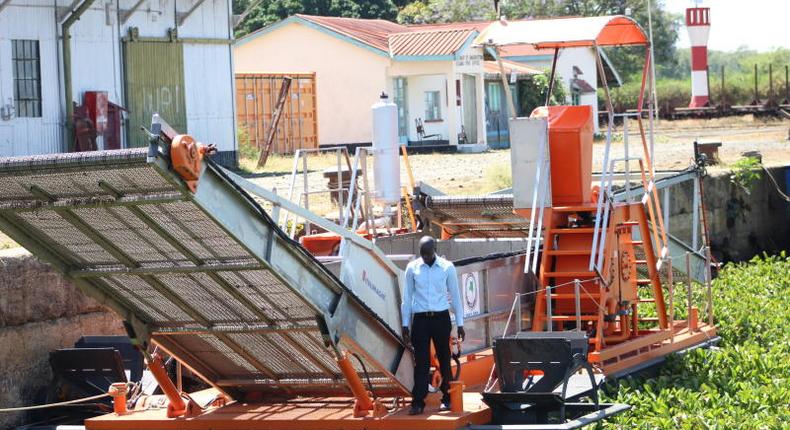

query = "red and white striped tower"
[{"left": 686, "top": 5, "right": 711, "bottom": 107}]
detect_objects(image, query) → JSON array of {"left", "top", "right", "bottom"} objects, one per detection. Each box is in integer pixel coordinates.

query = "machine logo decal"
[{"left": 462, "top": 272, "right": 481, "bottom": 317}]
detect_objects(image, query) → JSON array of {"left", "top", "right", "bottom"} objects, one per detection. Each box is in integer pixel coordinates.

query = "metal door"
[
  {"left": 485, "top": 81, "right": 509, "bottom": 149},
  {"left": 393, "top": 77, "right": 409, "bottom": 144},
  {"left": 462, "top": 75, "right": 478, "bottom": 144},
  {"left": 123, "top": 41, "right": 187, "bottom": 147}
]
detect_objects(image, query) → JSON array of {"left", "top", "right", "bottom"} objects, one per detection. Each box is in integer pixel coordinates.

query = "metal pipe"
[
  {"left": 574, "top": 279, "right": 581, "bottom": 331},
  {"left": 62, "top": 0, "right": 98, "bottom": 152},
  {"left": 545, "top": 48, "right": 559, "bottom": 106},
  {"left": 545, "top": 284, "right": 553, "bottom": 332}
]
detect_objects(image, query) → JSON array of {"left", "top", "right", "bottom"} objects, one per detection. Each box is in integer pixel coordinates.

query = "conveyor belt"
[
  {"left": 421, "top": 194, "right": 531, "bottom": 237},
  {"left": 0, "top": 146, "right": 412, "bottom": 399}
]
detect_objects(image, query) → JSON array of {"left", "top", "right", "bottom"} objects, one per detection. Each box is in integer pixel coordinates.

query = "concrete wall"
[
  {"left": 664, "top": 166, "right": 790, "bottom": 262},
  {"left": 234, "top": 21, "right": 391, "bottom": 146},
  {"left": 0, "top": 0, "right": 236, "bottom": 156},
  {"left": 0, "top": 248, "right": 124, "bottom": 429}
]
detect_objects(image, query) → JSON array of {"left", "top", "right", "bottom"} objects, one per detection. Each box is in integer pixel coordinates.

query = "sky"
[{"left": 664, "top": 0, "right": 790, "bottom": 52}]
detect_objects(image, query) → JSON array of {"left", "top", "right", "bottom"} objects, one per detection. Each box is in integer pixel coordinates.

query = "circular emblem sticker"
[{"left": 464, "top": 274, "right": 478, "bottom": 308}]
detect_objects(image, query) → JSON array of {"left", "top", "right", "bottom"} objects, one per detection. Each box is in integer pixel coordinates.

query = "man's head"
[{"left": 419, "top": 236, "right": 436, "bottom": 266}]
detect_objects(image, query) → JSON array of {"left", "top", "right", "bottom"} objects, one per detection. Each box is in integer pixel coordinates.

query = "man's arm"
[{"left": 447, "top": 264, "right": 464, "bottom": 330}]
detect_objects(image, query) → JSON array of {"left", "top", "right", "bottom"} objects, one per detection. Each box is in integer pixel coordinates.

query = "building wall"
[
  {"left": 386, "top": 60, "right": 461, "bottom": 145},
  {"left": 403, "top": 74, "right": 449, "bottom": 142},
  {"left": 0, "top": 3, "right": 61, "bottom": 156},
  {"left": 234, "top": 22, "right": 391, "bottom": 146},
  {"left": 0, "top": 0, "right": 236, "bottom": 160},
  {"left": 506, "top": 47, "right": 600, "bottom": 133}
]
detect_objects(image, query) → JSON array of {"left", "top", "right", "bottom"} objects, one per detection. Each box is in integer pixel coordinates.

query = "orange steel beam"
[
  {"left": 638, "top": 161, "right": 664, "bottom": 255},
  {"left": 336, "top": 351, "right": 375, "bottom": 417},
  {"left": 147, "top": 352, "right": 189, "bottom": 418},
  {"left": 632, "top": 203, "right": 668, "bottom": 329}
]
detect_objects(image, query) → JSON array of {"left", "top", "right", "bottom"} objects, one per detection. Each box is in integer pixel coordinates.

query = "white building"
[
  {"left": 234, "top": 15, "right": 491, "bottom": 151},
  {"left": 501, "top": 44, "right": 622, "bottom": 133},
  {"left": 0, "top": 0, "right": 237, "bottom": 165},
  {"left": 234, "top": 15, "right": 616, "bottom": 151}
]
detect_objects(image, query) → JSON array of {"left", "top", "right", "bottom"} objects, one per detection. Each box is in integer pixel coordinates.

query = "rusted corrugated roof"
[
  {"left": 296, "top": 14, "right": 409, "bottom": 52},
  {"left": 389, "top": 28, "right": 476, "bottom": 57}
]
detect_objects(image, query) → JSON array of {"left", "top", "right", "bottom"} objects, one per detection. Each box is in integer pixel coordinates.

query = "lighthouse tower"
[{"left": 686, "top": 5, "right": 711, "bottom": 107}]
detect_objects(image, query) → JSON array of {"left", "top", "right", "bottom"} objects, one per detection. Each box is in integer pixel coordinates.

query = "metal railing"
[
  {"left": 524, "top": 130, "right": 550, "bottom": 274},
  {"left": 282, "top": 147, "right": 355, "bottom": 238}
]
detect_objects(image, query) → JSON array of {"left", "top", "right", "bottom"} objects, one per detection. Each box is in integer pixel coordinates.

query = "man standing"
[{"left": 401, "top": 236, "right": 465, "bottom": 415}]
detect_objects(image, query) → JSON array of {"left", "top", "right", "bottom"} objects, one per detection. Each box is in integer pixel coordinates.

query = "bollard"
[
  {"left": 449, "top": 381, "right": 465, "bottom": 413},
  {"left": 108, "top": 382, "right": 128, "bottom": 415}
]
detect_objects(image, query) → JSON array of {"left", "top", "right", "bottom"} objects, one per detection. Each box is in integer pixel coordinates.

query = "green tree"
[
  {"left": 397, "top": 0, "right": 495, "bottom": 24},
  {"left": 234, "top": 0, "right": 399, "bottom": 38},
  {"left": 498, "top": 0, "right": 681, "bottom": 80}
]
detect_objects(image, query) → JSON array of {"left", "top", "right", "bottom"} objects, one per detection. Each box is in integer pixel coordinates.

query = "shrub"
[{"left": 603, "top": 253, "right": 790, "bottom": 429}]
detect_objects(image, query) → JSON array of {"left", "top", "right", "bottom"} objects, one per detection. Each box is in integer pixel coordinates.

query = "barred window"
[{"left": 12, "top": 40, "right": 42, "bottom": 118}]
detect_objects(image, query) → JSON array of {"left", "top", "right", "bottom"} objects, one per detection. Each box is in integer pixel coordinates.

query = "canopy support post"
[
  {"left": 545, "top": 48, "right": 560, "bottom": 106},
  {"left": 488, "top": 45, "right": 518, "bottom": 119}
]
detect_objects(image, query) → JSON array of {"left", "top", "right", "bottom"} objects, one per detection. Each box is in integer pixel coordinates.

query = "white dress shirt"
[{"left": 401, "top": 255, "right": 464, "bottom": 329}]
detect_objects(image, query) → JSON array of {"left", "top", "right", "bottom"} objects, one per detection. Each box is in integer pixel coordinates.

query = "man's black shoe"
[
  {"left": 439, "top": 401, "right": 451, "bottom": 411},
  {"left": 408, "top": 405, "right": 424, "bottom": 415}
]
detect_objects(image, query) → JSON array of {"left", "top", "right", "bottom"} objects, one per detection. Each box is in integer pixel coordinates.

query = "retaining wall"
[{"left": 0, "top": 248, "right": 124, "bottom": 429}]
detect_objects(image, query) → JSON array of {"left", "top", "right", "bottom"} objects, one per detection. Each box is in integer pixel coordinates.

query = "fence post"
[
  {"left": 685, "top": 251, "right": 693, "bottom": 332},
  {"left": 667, "top": 256, "right": 674, "bottom": 343},
  {"left": 705, "top": 245, "right": 714, "bottom": 326}
]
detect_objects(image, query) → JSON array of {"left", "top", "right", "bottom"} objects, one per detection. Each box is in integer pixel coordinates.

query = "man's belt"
[{"left": 414, "top": 310, "right": 449, "bottom": 317}]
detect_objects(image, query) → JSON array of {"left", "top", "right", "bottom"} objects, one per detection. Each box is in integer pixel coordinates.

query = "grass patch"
[
  {"left": 603, "top": 253, "right": 790, "bottom": 428},
  {"left": 483, "top": 162, "right": 512, "bottom": 193}
]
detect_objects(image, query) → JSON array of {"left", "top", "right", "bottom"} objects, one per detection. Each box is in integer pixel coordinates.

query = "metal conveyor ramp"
[{"left": 0, "top": 143, "right": 413, "bottom": 400}]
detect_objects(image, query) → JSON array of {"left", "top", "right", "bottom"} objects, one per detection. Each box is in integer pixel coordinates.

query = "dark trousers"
[{"left": 410, "top": 311, "right": 452, "bottom": 408}]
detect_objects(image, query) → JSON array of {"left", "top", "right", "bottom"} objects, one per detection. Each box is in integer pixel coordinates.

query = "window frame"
[
  {"left": 12, "top": 39, "right": 43, "bottom": 118},
  {"left": 424, "top": 90, "right": 442, "bottom": 122}
]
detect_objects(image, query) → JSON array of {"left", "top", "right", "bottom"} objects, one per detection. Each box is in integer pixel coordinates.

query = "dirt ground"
[
  {"left": 0, "top": 116, "right": 786, "bottom": 248},
  {"left": 247, "top": 115, "right": 790, "bottom": 198}
]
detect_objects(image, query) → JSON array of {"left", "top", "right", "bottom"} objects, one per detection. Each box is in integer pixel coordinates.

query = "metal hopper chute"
[{"left": 0, "top": 116, "right": 413, "bottom": 401}]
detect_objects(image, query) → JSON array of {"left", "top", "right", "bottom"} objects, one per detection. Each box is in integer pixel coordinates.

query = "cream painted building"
[{"left": 234, "top": 15, "right": 487, "bottom": 150}]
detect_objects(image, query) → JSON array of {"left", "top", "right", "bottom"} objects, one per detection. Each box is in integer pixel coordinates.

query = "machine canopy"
[{"left": 474, "top": 15, "right": 648, "bottom": 49}]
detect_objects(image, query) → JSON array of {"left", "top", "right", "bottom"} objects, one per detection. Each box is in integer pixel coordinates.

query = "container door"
[
  {"left": 393, "top": 77, "right": 409, "bottom": 144},
  {"left": 123, "top": 41, "right": 187, "bottom": 147}
]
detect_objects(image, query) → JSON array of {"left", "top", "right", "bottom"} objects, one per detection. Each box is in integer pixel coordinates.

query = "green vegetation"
[
  {"left": 233, "top": 0, "right": 680, "bottom": 81},
  {"left": 483, "top": 161, "right": 512, "bottom": 192},
  {"left": 603, "top": 254, "right": 790, "bottom": 429},
  {"left": 729, "top": 156, "right": 763, "bottom": 193},
  {"left": 604, "top": 48, "right": 790, "bottom": 111}
]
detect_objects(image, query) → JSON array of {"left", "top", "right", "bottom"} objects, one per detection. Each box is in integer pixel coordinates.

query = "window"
[
  {"left": 572, "top": 88, "right": 581, "bottom": 106},
  {"left": 12, "top": 40, "right": 42, "bottom": 118},
  {"left": 424, "top": 90, "right": 441, "bottom": 121},
  {"left": 486, "top": 82, "right": 501, "bottom": 112}
]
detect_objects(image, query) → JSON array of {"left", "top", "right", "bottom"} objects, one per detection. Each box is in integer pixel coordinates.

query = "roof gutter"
[{"left": 62, "top": 0, "right": 96, "bottom": 152}]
